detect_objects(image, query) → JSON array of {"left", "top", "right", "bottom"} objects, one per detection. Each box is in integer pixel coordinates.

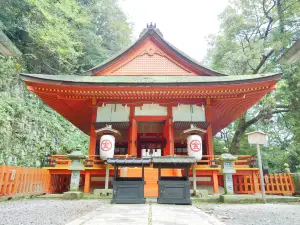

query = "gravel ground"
[
  {"left": 196, "top": 203, "right": 300, "bottom": 225},
  {"left": 0, "top": 199, "right": 110, "bottom": 225},
  {"left": 1, "top": 199, "right": 300, "bottom": 225}
]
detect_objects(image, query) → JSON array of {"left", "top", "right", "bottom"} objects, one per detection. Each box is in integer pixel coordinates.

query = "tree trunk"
[{"left": 229, "top": 113, "right": 247, "bottom": 155}]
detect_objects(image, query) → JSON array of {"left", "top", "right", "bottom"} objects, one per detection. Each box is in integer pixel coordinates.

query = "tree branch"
[
  {"left": 272, "top": 109, "right": 290, "bottom": 114},
  {"left": 262, "top": 0, "right": 276, "bottom": 40},
  {"left": 276, "top": 104, "right": 293, "bottom": 109},
  {"left": 238, "top": 38, "right": 255, "bottom": 71},
  {"left": 253, "top": 49, "right": 274, "bottom": 74}
]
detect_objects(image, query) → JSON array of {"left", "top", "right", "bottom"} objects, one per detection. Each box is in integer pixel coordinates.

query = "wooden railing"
[
  {"left": 46, "top": 154, "right": 256, "bottom": 168},
  {"left": 47, "top": 154, "right": 137, "bottom": 168},
  {"left": 0, "top": 166, "right": 49, "bottom": 198},
  {"left": 196, "top": 155, "right": 256, "bottom": 168},
  {"left": 234, "top": 173, "right": 295, "bottom": 195}
]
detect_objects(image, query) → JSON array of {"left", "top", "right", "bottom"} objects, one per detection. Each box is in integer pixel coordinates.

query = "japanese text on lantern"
[
  {"left": 190, "top": 140, "right": 201, "bottom": 152},
  {"left": 101, "top": 139, "right": 112, "bottom": 151}
]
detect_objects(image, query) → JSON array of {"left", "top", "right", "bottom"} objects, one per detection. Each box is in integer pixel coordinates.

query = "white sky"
[{"left": 120, "top": 0, "right": 229, "bottom": 62}]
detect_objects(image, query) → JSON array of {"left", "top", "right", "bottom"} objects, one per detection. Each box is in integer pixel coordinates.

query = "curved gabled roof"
[
  {"left": 20, "top": 72, "right": 281, "bottom": 135},
  {"left": 87, "top": 25, "right": 227, "bottom": 76},
  {"left": 20, "top": 73, "right": 281, "bottom": 86}
]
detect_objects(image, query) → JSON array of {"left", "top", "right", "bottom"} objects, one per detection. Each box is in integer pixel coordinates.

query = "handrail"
[{"left": 46, "top": 154, "right": 256, "bottom": 168}]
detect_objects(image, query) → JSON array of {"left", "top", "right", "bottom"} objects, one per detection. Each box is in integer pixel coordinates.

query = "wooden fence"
[
  {"left": 0, "top": 165, "right": 49, "bottom": 198},
  {"left": 49, "top": 174, "right": 70, "bottom": 193},
  {"left": 292, "top": 173, "right": 300, "bottom": 195},
  {"left": 234, "top": 173, "right": 295, "bottom": 195}
]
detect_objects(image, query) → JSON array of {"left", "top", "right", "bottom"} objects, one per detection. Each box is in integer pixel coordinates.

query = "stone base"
[
  {"left": 191, "top": 189, "right": 208, "bottom": 198},
  {"left": 220, "top": 194, "right": 262, "bottom": 203},
  {"left": 192, "top": 195, "right": 220, "bottom": 203},
  {"left": 63, "top": 191, "right": 83, "bottom": 199},
  {"left": 220, "top": 194, "right": 300, "bottom": 203},
  {"left": 94, "top": 189, "right": 113, "bottom": 197}
]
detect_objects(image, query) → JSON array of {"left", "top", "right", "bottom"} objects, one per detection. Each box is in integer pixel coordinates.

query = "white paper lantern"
[
  {"left": 99, "top": 134, "right": 115, "bottom": 160},
  {"left": 187, "top": 134, "right": 202, "bottom": 160}
]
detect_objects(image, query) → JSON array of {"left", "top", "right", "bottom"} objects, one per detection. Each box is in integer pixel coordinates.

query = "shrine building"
[{"left": 21, "top": 24, "right": 281, "bottom": 197}]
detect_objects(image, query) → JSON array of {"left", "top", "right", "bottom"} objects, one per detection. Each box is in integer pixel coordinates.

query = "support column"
[
  {"left": 193, "top": 164, "right": 197, "bottom": 192},
  {"left": 83, "top": 172, "right": 91, "bottom": 194},
  {"left": 205, "top": 98, "right": 214, "bottom": 161},
  {"left": 128, "top": 106, "right": 137, "bottom": 157},
  {"left": 168, "top": 105, "right": 174, "bottom": 156},
  {"left": 105, "top": 163, "right": 109, "bottom": 190},
  {"left": 212, "top": 171, "right": 220, "bottom": 194},
  {"left": 88, "top": 108, "right": 97, "bottom": 156},
  {"left": 164, "top": 106, "right": 174, "bottom": 156}
]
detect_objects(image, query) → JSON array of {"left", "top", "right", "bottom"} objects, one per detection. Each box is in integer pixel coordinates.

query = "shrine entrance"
[{"left": 137, "top": 121, "right": 165, "bottom": 158}]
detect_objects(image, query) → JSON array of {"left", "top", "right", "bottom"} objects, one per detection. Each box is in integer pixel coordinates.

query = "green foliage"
[
  {"left": 0, "top": 0, "right": 131, "bottom": 74},
  {"left": 208, "top": 0, "right": 300, "bottom": 172},
  {"left": 0, "top": 0, "right": 132, "bottom": 167}
]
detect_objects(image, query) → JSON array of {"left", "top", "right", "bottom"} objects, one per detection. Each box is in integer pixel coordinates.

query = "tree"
[
  {"left": 206, "top": 0, "right": 300, "bottom": 156},
  {"left": 0, "top": 0, "right": 132, "bottom": 166}
]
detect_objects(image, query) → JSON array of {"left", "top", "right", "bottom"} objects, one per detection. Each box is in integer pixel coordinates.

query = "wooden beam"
[{"left": 134, "top": 116, "right": 167, "bottom": 122}]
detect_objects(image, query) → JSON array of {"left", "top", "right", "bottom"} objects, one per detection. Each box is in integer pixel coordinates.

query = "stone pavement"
[{"left": 66, "top": 202, "right": 224, "bottom": 225}]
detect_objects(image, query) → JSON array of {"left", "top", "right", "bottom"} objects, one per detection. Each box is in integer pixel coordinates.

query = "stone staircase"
[{"left": 120, "top": 167, "right": 181, "bottom": 197}]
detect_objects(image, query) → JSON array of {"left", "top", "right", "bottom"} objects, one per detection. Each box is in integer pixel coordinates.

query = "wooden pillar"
[
  {"left": 163, "top": 106, "right": 174, "bottom": 156},
  {"left": 168, "top": 105, "right": 174, "bottom": 156},
  {"left": 83, "top": 172, "right": 91, "bottom": 194},
  {"left": 212, "top": 171, "right": 220, "bottom": 194},
  {"left": 205, "top": 98, "right": 214, "bottom": 156},
  {"left": 128, "top": 106, "right": 137, "bottom": 157},
  {"left": 88, "top": 107, "right": 97, "bottom": 156}
]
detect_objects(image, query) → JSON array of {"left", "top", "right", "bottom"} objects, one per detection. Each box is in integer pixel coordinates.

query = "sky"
[{"left": 120, "top": 0, "right": 229, "bottom": 62}]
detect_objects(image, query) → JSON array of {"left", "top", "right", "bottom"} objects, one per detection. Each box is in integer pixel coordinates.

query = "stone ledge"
[
  {"left": 191, "top": 189, "right": 209, "bottom": 198},
  {"left": 220, "top": 194, "right": 300, "bottom": 203},
  {"left": 63, "top": 191, "right": 83, "bottom": 199},
  {"left": 94, "top": 189, "right": 113, "bottom": 197}
]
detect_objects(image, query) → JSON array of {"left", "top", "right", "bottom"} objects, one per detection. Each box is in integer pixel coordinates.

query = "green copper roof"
[{"left": 20, "top": 73, "right": 281, "bottom": 86}]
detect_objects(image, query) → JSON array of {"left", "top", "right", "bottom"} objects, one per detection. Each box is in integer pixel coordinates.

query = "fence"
[
  {"left": 234, "top": 173, "right": 295, "bottom": 195},
  {"left": 0, "top": 165, "right": 49, "bottom": 198},
  {"left": 292, "top": 173, "right": 300, "bottom": 194},
  {"left": 48, "top": 174, "right": 70, "bottom": 193}
]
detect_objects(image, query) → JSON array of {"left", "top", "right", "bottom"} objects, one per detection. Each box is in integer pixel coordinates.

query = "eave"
[
  {"left": 20, "top": 73, "right": 281, "bottom": 86},
  {"left": 20, "top": 73, "right": 281, "bottom": 135}
]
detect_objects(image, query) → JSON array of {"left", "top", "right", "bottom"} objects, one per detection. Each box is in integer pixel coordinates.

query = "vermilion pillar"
[
  {"left": 84, "top": 172, "right": 91, "bottom": 193},
  {"left": 167, "top": 105, "right": 174, "bottom": 156},
  {"left": 205, "top": 98, "right": 213, "bottom": 156},
  {"left": 88, "top": 107, "right": 97, "bottom": 156},
  {"left": 128, "top": 106, "right": 137, "bottom": 157},
  {"left": 205, "top": 98, "right": 219, "bottom": 194}
]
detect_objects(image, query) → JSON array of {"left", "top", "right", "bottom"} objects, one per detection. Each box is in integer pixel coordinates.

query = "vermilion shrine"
[{"left": 21, "top": 24, "right": 283, "bottom": 197}]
